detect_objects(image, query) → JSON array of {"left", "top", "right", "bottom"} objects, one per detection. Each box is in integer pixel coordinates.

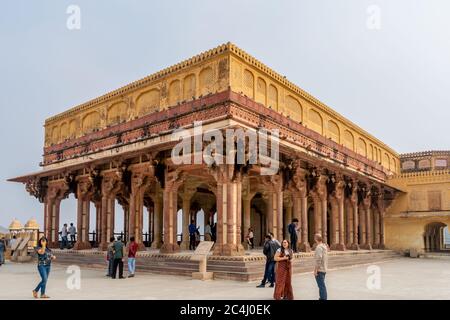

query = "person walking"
[
  {"left": 68, "top": 223, "right": 76, "bottom": 246},
  {"left": 127, "top": 236, "right": 138, "bottom": 278},
  {"left": 32, "top": 237, "right": 55, "bottom": 299},
  {"left": 189, "top": 220, "right": 197, "bottom": 250},
  {"left": 288, "top": 219, "right": 299, "bottom": 253},
  {"left": 256, "top": 234, "right": 280, "bottom": 288},
  {"left": 106, "top": 236, "right": 115, "bottom": 277},
  {"left": 112, "top": 236, "right": 125, "bottom": 279},
  {"left": 246, "top": 228, "right": 254, "bottom": 249},
  {"left": 0, "top": 238, "right": 6, "bottom": 266},
  {"left": 314, "top": 233, "right": 328, "bottom": 300},
  {"left": 273, "top": 239, "right": 294, "bottom": 300},
  {"left": 60, "top": 224, "right": 68, "bottom": 249}
]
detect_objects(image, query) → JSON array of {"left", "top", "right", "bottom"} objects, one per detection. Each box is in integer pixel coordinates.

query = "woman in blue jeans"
[{"left": 32, "top": 237, "right": 55, "bottom": 299}]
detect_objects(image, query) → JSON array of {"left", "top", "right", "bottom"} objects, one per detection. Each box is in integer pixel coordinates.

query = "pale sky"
[{"left": 1, "top": 0, "right": 449, "bottom": 229}]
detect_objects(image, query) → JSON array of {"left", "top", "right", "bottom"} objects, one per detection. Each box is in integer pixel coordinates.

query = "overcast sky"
[{"left": 1, "top": 0, "right": 449, "bottom": 229}]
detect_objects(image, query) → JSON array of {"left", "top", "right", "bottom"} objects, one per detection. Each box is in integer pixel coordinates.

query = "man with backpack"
[{"left": 257, "top": 234, "right": 281, "bottom": 288}]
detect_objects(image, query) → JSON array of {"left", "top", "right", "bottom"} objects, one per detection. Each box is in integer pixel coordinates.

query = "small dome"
[
  {"left": 9, "top": 218, "right": 23, "bottom": 231},
  {"left": 24, "top": 218, "right": 39, "bottom": 230}
]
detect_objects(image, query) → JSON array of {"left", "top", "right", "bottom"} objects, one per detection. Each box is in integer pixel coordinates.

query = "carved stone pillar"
[
  {"left": 290, "top": 165, "right": 310, "bottom": 252},
  {"left": 275, "top": 179, "right": 283, "bottom": 242},
  {"left": 45, "top": 181, "right": 69, "bottom": 248},
  {"left": 330, "top": 200, "right": 338, "bottom": 247},
  {"left": 160, "top": 169, "right": 183, "bottom": 254},
  {"left": 151, "top": 195, "right": 163, "bottom": 249},
  {"left": 50, "top": 199, "right": 61, "bottom": 248},
  {"left": 350, "top": 184, "right": 360, "bottom": 250},
  {"left": 211, "top": 164, "right": 245, "bottom": 256},
  {"left": 299, "top": 195, "right": 310, "bottom": 252},
  {"left": 180, "top": 191, "right": 194, "bottom": 250},
  {"left": 236, "top": 180, "right": 243, "bottom": 245},
  {"left": 361, "top": 189, "right": 373, "bottom": 250},
  {"left": 373, "top": 208, "right": 380, "bottom": 248},
  {"left": 129, "top": 164, "right": 155, "bottom": 251},
  {"left": 359, "top": 204, "right": 366, "bottom": 246},
  {"left": 44, "top": 198, "right": 51, "bottom": 240},
  {"left": 330, "top": 178, "right": 345, "bottom": 251},
  {"left": 312, "top": 174, "right": 327, "bottom": 245},
  {"left": 377, "top": 193, "right": 386, "bottom": 249},
  {"left": 312, "top": 194, "right": 322, "bottom": 241},
  {"left": 264, "top": 192, "right": 274, "bottom": 236},
  {"left": 74, "top": 176, "right": 93, "bottom": 250},
  {"left": 345, "top": 200, "right": 354, "bottom": 247},
  {"left": 99, "top": 170, "right": 122, "bottom": 251}
]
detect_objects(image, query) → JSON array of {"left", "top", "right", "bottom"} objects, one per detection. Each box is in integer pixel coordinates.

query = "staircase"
[{"left": 52, "top": 249, "right": 401, "bottom": 282}]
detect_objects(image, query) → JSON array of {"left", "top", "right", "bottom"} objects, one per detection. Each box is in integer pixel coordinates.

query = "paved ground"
[{"left": 0, "top": 257, "right": 449, "bottom": 300}]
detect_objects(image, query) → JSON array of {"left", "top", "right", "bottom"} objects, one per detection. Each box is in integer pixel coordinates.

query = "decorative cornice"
[
  {"left": 44, "top": 42, "right": 398, "bottom": 158},
  {"left": 45, "top": 42, "right": 232, "bottom": 124},
  {"left": 10, "top": 90, "right": 394, "bottom": 184},
  {"left": 227, "top": 43, "right": 399, "bottom": 157}
]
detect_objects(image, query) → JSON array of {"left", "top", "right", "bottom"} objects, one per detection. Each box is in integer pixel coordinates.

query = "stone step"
[{"left": 53, "top": 250, "right": 400, "bottom": 282}]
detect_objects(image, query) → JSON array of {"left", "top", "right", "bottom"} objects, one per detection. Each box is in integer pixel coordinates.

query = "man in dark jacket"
[
  {"left": 256, "top": 234, "right": 280, "bottom": 288},
  {"left": 288, "top": 218, "right": 299, "bottom": 252}
]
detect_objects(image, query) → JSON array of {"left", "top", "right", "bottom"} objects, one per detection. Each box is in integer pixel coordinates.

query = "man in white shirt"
[
  {"left": 314, "top": 233, "right": 328, "bottom": 300},
  {"left": 61, "top": 224, "right": 68, "bottom": 249},
  {"left": 68, "top": 223, "right": 76, "bottom": 245}
]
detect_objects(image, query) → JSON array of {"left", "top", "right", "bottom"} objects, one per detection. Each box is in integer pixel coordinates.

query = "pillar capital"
[
  {"left": 101, "top": 170, "right": 123, "bottom": 198},
  {"left": 291, "top": 166, "right": 308, "bottom": 198},
  {"left": 76, "top": 176, "right": 95, "bottom": 201},
  {"left": 329, "top": 177, "right": 345, "bottom": 204},
  {"left": 350, "top": 183, "right": 359, "bottom": 206},
  {"left": 312, "top": 174, "right": 327, "bottom": 202},
  {"left": 46, "top": 179, "right": 70, "bottom": 202},
  {"left": 362, "top": 188, "right": 372, "bottom": 210}
]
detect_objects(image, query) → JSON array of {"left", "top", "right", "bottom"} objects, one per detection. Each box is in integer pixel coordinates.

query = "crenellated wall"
[{"left": 43, "top": 43, "right": 399, "bottom": 174}]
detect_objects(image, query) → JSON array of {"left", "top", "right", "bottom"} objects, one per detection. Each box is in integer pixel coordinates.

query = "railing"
[{"left": 56, "top": 232, "right": 209, "bottom": 248}]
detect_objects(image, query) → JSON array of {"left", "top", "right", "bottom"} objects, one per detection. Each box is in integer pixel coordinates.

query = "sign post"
[{"left": 191, "top": 241, "right": 214, "bottom": 280}]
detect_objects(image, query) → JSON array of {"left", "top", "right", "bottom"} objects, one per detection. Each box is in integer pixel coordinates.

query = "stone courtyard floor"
[{"left": 0, "top": 257, "right": 449, "bottom": 300}]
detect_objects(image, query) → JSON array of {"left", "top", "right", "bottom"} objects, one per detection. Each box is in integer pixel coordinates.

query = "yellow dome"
[
  {"left": 8, "top": 218, "right": 23, "bottom": 231},
  {"left": 24, "top": 218, "right": 39, "bottom": 230}
]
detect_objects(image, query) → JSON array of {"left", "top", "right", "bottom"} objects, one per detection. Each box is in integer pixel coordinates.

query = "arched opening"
[
  {"left": 250, "top": 193, "right": 266, "bottom": 247},
  {"left": 142, "top": 197, "right": 154, "bottom": 247},
  {"left": 115, "top": 196, "right": 129, "bottom": 244},
  {"left": 424, "top": 222, "right": 447, "bottom": 252},
  {"left": 444, "top": 227, "right": 450, "bottom": 250},
  {"left": 59, "top": 194, "right": 77, "bottom": 248},
  {"left": 89, "top": 201, "right": 99, "bottom": 247}
]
